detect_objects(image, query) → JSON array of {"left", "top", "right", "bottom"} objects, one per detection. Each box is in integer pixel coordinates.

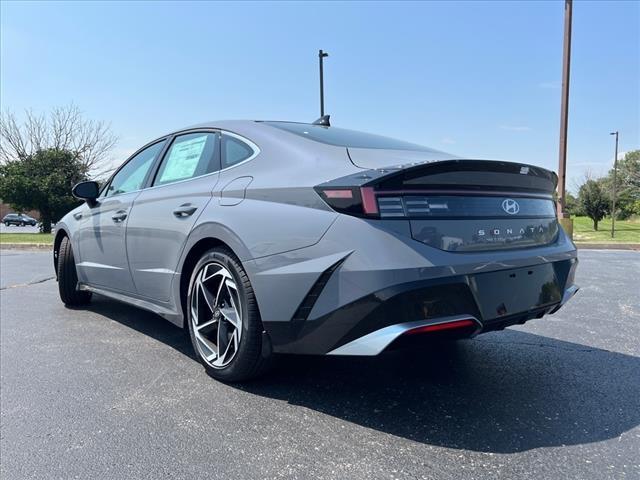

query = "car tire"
[
  {"left": 186, "top": 247, "right": 272, "bottom": 382},
  {"left": 4, "top": 222, "right": 9, "bottom": 227},
  {"left": 57, "top": 236, "right": 92, "bottom": 306},
  {"left": 20, "top": 222, "right": 25, "bottom": 226}
]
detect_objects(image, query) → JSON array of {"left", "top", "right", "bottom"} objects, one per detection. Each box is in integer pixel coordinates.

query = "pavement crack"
[{"left": 0, "top": 276, "right": 55, "bottom": 290}]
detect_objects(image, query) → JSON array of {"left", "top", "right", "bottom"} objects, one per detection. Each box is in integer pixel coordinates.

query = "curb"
[
  {"left": 575, "top": 243, "right": 640, "bottom": 250},
  {"left": 0, "top": 243, "right": 52, "bottom": 251}
]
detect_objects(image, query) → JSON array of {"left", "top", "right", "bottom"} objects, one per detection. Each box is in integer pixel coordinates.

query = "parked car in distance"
[
  {"left": 53, "top": 119, "right": 579, "bottom": 382},
  {"left": 3, "top": 213, "right": 38, "bottom": 226}
]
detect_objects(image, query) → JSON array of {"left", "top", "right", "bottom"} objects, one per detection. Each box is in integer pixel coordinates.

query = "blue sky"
[{"left": 1, "top": 0, "right": 638, "bottom": 191}]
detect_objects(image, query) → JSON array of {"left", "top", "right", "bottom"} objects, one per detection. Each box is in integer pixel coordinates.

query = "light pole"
[
  {"left": 318, "top": 49, "right": 329, "bottom": 117},
  {"left": 610, "top": 131, "right": 619, "bottom": 238}
]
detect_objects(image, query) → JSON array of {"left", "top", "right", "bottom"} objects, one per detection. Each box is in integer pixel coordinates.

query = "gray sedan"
[{"left": 54, "top": 119, "right": 578, "bottom": 382}]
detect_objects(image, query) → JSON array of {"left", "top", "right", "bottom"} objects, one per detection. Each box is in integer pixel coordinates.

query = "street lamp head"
[
  {"left": 319, "top": 50, "right": 329, "bottom": 58},
  {"left": 610, "top": 131, "right": 617, "bottom": 136}
]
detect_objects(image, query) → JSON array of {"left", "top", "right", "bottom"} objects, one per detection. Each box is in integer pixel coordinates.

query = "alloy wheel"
[{"left": 190, "top": 262, "right": 243, "bottom": 368}]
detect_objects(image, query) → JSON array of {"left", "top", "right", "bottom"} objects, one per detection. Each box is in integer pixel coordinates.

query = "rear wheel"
[
  {"left": 57, "top": 236, "right": 92, "bottom": 306},
  {"left": 186, "top": 247, "right": 271, "bottom": 382}
]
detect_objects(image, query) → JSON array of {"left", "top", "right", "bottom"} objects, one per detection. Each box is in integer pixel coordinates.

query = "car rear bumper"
[
  {"left": 248, "top": 214, "right": 578, "bottom": 355},
  {"left": 263, "top": 256, "right": 578, "bottom": 355},
  {"left": 325, "top": 281, "right": 579, "bottom": 355}
]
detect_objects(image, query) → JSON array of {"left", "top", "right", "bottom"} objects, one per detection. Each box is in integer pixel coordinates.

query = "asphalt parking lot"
[{"left": 1, "top": 249, "right": 638, "bottom": 479}]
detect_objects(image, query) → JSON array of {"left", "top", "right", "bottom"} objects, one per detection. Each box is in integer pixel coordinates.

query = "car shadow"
[
  {"left": 86, "top": 295, "right": 196, "bottom": 360},
  {"left": 88, "top": 295, "right": 640, "bottom": 454}
]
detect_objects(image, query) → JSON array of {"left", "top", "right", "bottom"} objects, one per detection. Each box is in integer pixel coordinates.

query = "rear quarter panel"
[
  {"left": 170, "top": 123, "right": 361, "bottom": 326},
  {"left": 192, "top": 123, "right": 360, "bottom": 260}
]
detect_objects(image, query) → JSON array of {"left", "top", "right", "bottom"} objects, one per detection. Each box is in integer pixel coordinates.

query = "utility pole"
[
  {"left": 610, "top": 131, "right": 619, "bottom": 238},
  {"left": 557, "top": 0, "right": 574, "bottom": 239},
  {"left": 318, "top": 49, "right": 329, "bottom": 117},
  {"left": 557, "top": 0, "right": 572, "bottom": 220}
]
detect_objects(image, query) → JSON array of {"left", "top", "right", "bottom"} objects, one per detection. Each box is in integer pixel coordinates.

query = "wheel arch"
[{"left": 176, "top": 223, "right": 252, "bottom": 327}]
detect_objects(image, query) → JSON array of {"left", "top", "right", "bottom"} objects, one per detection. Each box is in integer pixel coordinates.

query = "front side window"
[
  {"left": 222, "top": 134, "right": 256, "bottom": 169},
  {"left": 153, "top": 132, "right": 219, "bottom": 186},
  {"left": 105, "top": 140, "right": 166, "bottom": 197}
]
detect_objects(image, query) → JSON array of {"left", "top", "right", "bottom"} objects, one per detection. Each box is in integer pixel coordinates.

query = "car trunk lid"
[
  {"left": 378, "top": 159, "right": 558, "bottom": 252},
  {"left": 347, "top": 146, "right": 458, "bottom": 169},
  {"left": 316, "top": 158, "right": 559, "bottom": 252}
]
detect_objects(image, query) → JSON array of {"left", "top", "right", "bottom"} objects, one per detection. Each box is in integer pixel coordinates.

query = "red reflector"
[
  {"left": 404, "top": 319, "right": 476, "bottom": 335},
  {"left": 360, "top": 187, "right": 378, "bottom": 215},
  {"left": 323, "top": 189, "right": 353, "bottom": 199}
]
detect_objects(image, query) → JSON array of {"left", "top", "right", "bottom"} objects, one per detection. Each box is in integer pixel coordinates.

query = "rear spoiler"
[{"left": 321, "top": 159, "right": 558, "bottom": 195}]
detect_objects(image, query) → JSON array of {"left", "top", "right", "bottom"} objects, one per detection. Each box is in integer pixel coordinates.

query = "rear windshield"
[{"left": 264, "top": 122, "right": 437, "bottom": 152}]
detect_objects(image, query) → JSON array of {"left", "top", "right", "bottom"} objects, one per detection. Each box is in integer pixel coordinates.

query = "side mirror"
[{"left": 72, "top": 181, "right": 100, "bottom": 206}]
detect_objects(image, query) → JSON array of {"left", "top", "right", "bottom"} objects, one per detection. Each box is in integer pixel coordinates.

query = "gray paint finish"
[
  {"left": 219, "top": 176, "right": 253, "bottom": 206},
  {"left": 126, "top": 172, "right": 218, "bottom": 300},
  {"left": 74, "top": 191, "right": 138, "bottom": 293}
]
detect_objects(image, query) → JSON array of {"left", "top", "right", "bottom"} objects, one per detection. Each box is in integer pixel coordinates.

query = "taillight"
[
  {"left": 360, "top": 187, "right": 379, "bottom": 215},
  {"left": 315, "top": 187, "right": 380, "bottom": 218},
  {"left": 323, "top": 190, "right": 354, "bottom": 199},
  {"left": 317, "top": 182, "right": 556, "bottom": 221}
]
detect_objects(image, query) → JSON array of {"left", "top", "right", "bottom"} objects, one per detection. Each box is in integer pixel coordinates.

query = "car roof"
[
  {"left": 160, "top": 120, "right": 447, "bottom": 155},
  {"left": 166, "top": 120, "right": 264, "bottom": 135}
]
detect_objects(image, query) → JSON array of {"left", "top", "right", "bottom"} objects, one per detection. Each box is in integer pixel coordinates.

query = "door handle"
[
  {"left": 173, "top": 204, "right": 197, "bottom": 217},
  {"left": 111, "top": 210, "right": 128, "bottom": 223}
]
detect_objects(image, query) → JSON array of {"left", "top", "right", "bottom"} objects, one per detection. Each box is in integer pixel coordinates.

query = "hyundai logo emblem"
[{"left": 501, "top": 198, "right": 520, "bottom": 215}]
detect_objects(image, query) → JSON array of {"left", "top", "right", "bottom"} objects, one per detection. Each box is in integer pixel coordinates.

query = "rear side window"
[
  {"left": 222, "top": 134, "right": 256, "bottom": 169},
  {"left": 105, "top": 140, "right": 166, "bottom": 197},
  {"left": 154, "top": 132, "right": 219, "bottom": 186}
]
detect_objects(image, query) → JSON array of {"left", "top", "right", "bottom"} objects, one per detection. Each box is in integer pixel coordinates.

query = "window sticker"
[{"left": 159, "top": 135, "right": 208, "bottom": 183}]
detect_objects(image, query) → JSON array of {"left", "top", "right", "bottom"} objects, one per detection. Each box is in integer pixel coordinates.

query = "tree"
[
  {"left": 601, "top": 149, "right": 640, "bottom": 219},
  {"left": 617, "top": 150, "right": 640, "bottom": 195},
  {"left": 564, "top": 191, "right": 583, "bottom": 216},
  {"left": 0, "top": 149, "right": 87, "bottom": 233},
  {"left": 0, "top": 104, "right": 117, "bottom": 177},
  {"left": 578, "top": 179, "right": 609, "bottom": 231}
]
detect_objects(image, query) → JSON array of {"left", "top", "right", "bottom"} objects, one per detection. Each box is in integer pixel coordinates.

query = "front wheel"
[
  {"left": 4, "top": 222, "right": 9, "bottom": 227},
  {"left": 57, "top": 236, "right": 92, "bottom": 306},
  {"left": 186, "top": 247, "right": 271, "bottom": 382}
]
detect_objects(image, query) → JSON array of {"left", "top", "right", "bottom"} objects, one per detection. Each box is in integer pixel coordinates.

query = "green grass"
[
  {"left": 572, "top": 216, "right": 640, "bottom": 243},
  {"left": 0, "top": 233, "right": 54, "bottom": 244}
]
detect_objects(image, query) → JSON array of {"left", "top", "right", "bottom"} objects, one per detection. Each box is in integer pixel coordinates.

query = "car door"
[
  {"left": 75, "top": 140, "right": 167, "bottom": 293},
  {"left": 126, "top": 131, "right": 220, "bottom": 301}
]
